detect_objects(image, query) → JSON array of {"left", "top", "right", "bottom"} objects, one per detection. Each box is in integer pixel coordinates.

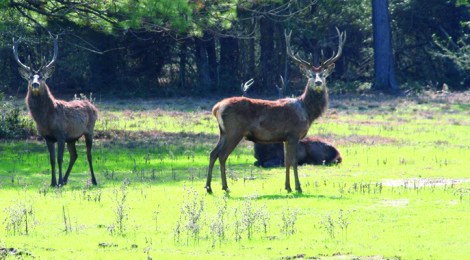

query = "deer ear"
[
  {"left": 325, "top": 64, "right": 335, "bottom": 76},
  {"left": 18, "top": 68, "right": 30, "bottom": 80},
  {"left": 43, "top": 66, "right": 55, "bottom": 79},
  {"left": 299, "top": 66, "right": 310, "bottom": 77}
]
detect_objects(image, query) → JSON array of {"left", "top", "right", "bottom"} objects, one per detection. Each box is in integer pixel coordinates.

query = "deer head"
[
  {"left": 285, "top": 28, "right": 346, "bottom": 92},
  {"left": 13, "top": 36, "right": 58, "bottom": 96}
]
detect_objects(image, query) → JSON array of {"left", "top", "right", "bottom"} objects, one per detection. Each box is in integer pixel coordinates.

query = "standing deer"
[
  {"left": 206, "top": 29, "right": 346, "bottom": 193},
  {"left": 13, "top": 36, "right": 99, "bottom": 187},
  {"left": 240, "top": 78, "right": 342, "bottom": 168},
  {"left": 253, "top": 76, "right": 342, "bottom": 168}
]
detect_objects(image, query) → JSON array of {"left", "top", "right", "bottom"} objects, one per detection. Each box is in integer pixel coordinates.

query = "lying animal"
[{"left": 254, "top": 136, "right": 342, "bottom": 168}]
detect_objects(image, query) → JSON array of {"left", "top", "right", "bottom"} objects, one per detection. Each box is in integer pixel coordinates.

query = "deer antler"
[
  {"left": 285, "top": 30, "right": 313, "bottom": 69},
  {"left": 42, "top": 34, "right": 58, "bottom": 71},
  {"left": 13, "top": 37, "right": 31, "bottom": 72},
  {"left": 320, "top": 27, "right": 346, "bottom": 69},
  {"left": 285, "top": 28, "right": 346, "bottom": 71},
  {"left": 13, "top": 34, "right": 59, "bottom": 73},
  {"left": 241, "top": 78, "right": 254, "bottom": 96},
  {"left": 275, "top": 75, "right": 285, "bottom": 99}
]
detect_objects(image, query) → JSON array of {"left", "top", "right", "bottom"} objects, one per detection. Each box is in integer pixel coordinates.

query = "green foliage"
[
  {"left": 0, "top": 96, "right": 36, "bottom": 140},
  {"left": 119, "top": 0, "right": 193, "bottom": 32}
]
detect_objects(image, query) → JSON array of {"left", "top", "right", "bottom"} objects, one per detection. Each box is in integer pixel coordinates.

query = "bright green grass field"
[{"left": 0, "top": 94, "right": 470, "bottom": 259}]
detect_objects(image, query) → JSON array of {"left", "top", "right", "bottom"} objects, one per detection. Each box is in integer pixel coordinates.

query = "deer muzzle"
[{"left": 31, "top": 75, "right": 42, "bottom": 90}]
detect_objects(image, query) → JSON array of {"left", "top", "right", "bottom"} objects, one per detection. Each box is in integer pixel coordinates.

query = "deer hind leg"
[
  {"left": 46, "top": 140, "right": 57, "bottom": 187},
  {"left": 63, "top": 141, "right": 78, "bottom": 185},
  {"left": 85, "top": 133, "right": 98, "bottom": 185},
  {"left": 217, "top": 133, "right": 244, "bottom": 192},
  {"left": 206, "top": 135, "right": 226, "bottom": 193}
]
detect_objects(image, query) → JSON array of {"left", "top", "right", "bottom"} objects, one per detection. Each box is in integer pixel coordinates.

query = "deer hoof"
[
  {"left": 205, "top": 186, "right": 213, "bottom": 194},
  {"left": 285, "top": 187, "right": 292, "bottom": 193}
]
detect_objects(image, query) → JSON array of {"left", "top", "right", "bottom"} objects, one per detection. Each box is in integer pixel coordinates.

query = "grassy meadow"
[{"left": 1, "top": 92, "right": 470, "bottom": 259}]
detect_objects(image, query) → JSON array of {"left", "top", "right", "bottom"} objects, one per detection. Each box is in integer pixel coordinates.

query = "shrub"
[{"left": 0, "top": 96, "right": 36, "bottom": 140}]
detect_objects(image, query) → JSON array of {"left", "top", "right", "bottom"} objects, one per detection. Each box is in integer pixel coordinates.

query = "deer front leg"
[
  {"left": 285, "top": 140, "right": 302, "bottom": 193},
  {"left": 46, "top": 140, "right": 57, "bottom": 187},
  {"left": 287, "top": 140, "right": 302, "bottom": 193},
  {"left": 284, "top": 141, "right": 292, "bottom": 192},
  {"left": 57, "top": 136, "right": 66, "bottom": 186}
]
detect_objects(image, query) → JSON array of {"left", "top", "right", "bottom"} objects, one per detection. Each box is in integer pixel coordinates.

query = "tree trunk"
[
  {"left": 194, "top": 37, "right": 212, "bottom": 94},
  {"left": 259, "top": 17, "right": 275, "bottom": 93},
  {"left": 205, "top": 33, "right": 218, "bottom": 90},
  {"left": 372, "top": 0, "right": 400, "bottom": 92},
  {"left": 179, "top": 40, "right": 188, "bottom": 90},
  {"left": 220, "top": 36, "right": 239, "bottom": 93}
]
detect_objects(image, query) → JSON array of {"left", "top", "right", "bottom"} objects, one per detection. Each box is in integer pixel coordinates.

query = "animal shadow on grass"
[{"left": 226, "top": 193, "right": 348, "bottom": 201}]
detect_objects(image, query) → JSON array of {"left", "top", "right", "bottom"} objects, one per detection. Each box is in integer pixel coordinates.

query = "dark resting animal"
[
  {"left": 13, "top": 36, "right": 99, "bottom": 187},
  {"left": 254, "top": 136, "right": 342, "bottom": 168}
]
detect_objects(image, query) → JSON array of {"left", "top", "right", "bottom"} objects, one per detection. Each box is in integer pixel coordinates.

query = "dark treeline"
[{"left": 0, "top": 0, "right": 469, "bottom": 98}]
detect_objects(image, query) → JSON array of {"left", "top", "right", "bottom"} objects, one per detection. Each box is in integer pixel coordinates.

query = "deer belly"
[{"left": 244, "top": 130, "right": 286, "bottom": 143}]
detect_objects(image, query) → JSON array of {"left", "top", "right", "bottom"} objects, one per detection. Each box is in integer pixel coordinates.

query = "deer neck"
[
  {"left": 26, "top": 84, "right": 56, "bottom": 125},
  {"left": 299, "top": 78, "right": 328, "bottom": 123}
]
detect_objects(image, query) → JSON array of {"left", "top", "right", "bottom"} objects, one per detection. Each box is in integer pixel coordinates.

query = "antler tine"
[
  {"left": 276, "top": 75, "right": 285, "bottom": 99},
  {"left": 275, "top": 75, "right": 285, "bottom": 91},
  {"left": 242, "top": 78, "right": 254, "bottom": 92},
  {"left": 38, "top": 56, "right": 47, "bottom": 72},
  {"left": 12, "top": 37, "right": 31, "bottom": 72},
  {"left": 321, "top": 27, "right": 346, "bottom": 68},
  {"left": 285, "top": 29, "right": 312, "bottom": 68},
  {"left": 43, "top": 34, "right": 58, "bottom": 71}
]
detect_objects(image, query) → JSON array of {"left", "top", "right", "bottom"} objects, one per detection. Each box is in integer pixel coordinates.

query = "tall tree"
[{"left": 371, "top": 0, "right": 399, "bottom": 92}]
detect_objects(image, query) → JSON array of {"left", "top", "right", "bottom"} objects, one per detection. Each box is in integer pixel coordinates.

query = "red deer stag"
[
  {"left": 13, "top": 36, "right": 99, "bottom": 187},
  {"left": 206, "top": 28, "right": 346, "bottom": 193},
  {"left": 252, "top": 76, "right": 342, "bottom": 168},
  {"left": 254, "top": 137, "right": 342, "bottom": 168}
]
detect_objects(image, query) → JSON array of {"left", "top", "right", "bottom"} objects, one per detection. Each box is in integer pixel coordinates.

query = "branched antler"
[{"left": 285, "top": 28, "right": 346, "bottom": 71}]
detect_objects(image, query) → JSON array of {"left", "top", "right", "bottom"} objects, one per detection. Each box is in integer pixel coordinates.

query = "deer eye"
[
  {"left": 29, "top": 75, "right": 34, "bottom": 80},
  {"left": 38, "top": 75, "right": 43, "bottom": 80}
]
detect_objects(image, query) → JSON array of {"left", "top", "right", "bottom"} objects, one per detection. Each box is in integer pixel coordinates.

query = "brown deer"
[
  {"left": 206, "top": 28, "right": 346, "bottom": 193},
  {"left": 252, "top": 75, "right": 342, "bottom": 168},
  {"left": 13, "top": 36, "right": 99, "bottom": 187},
  {"left": 254, "top": 136, "right": 342, "bottom": 168}
]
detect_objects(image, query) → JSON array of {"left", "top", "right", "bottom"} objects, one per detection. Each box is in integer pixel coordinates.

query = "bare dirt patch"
[{"left": 317, "top": 133, "right": 399, "bottom": 147}]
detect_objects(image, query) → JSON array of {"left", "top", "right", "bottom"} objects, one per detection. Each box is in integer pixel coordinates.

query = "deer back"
[{"left": 214, "top": 97, "right": 311, "bottom": 143}]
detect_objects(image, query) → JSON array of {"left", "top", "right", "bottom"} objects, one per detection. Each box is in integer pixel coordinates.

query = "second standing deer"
[
  {"left": 206, "top": 29, "right": 346, "bottom": 193},
  {"left": 14, "top": 36, "right": 99, "bottom": 187}
]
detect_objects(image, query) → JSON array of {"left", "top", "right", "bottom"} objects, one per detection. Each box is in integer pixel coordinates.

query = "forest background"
[{"left": 0, "top": 0, "right": 469, "bottom": 99}]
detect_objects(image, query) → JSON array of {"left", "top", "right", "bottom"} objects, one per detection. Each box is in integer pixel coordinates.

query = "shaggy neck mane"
[
  {"left": 26, "top": 85, "right": 56, "bottom": 125},
  {"left": 299, "top": 79, "right": 328, "bottom": 123}
]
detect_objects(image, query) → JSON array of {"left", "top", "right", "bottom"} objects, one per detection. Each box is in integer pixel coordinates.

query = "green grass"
[{"left": 1, "top": 93, "right": 470, "bottom": 259}]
